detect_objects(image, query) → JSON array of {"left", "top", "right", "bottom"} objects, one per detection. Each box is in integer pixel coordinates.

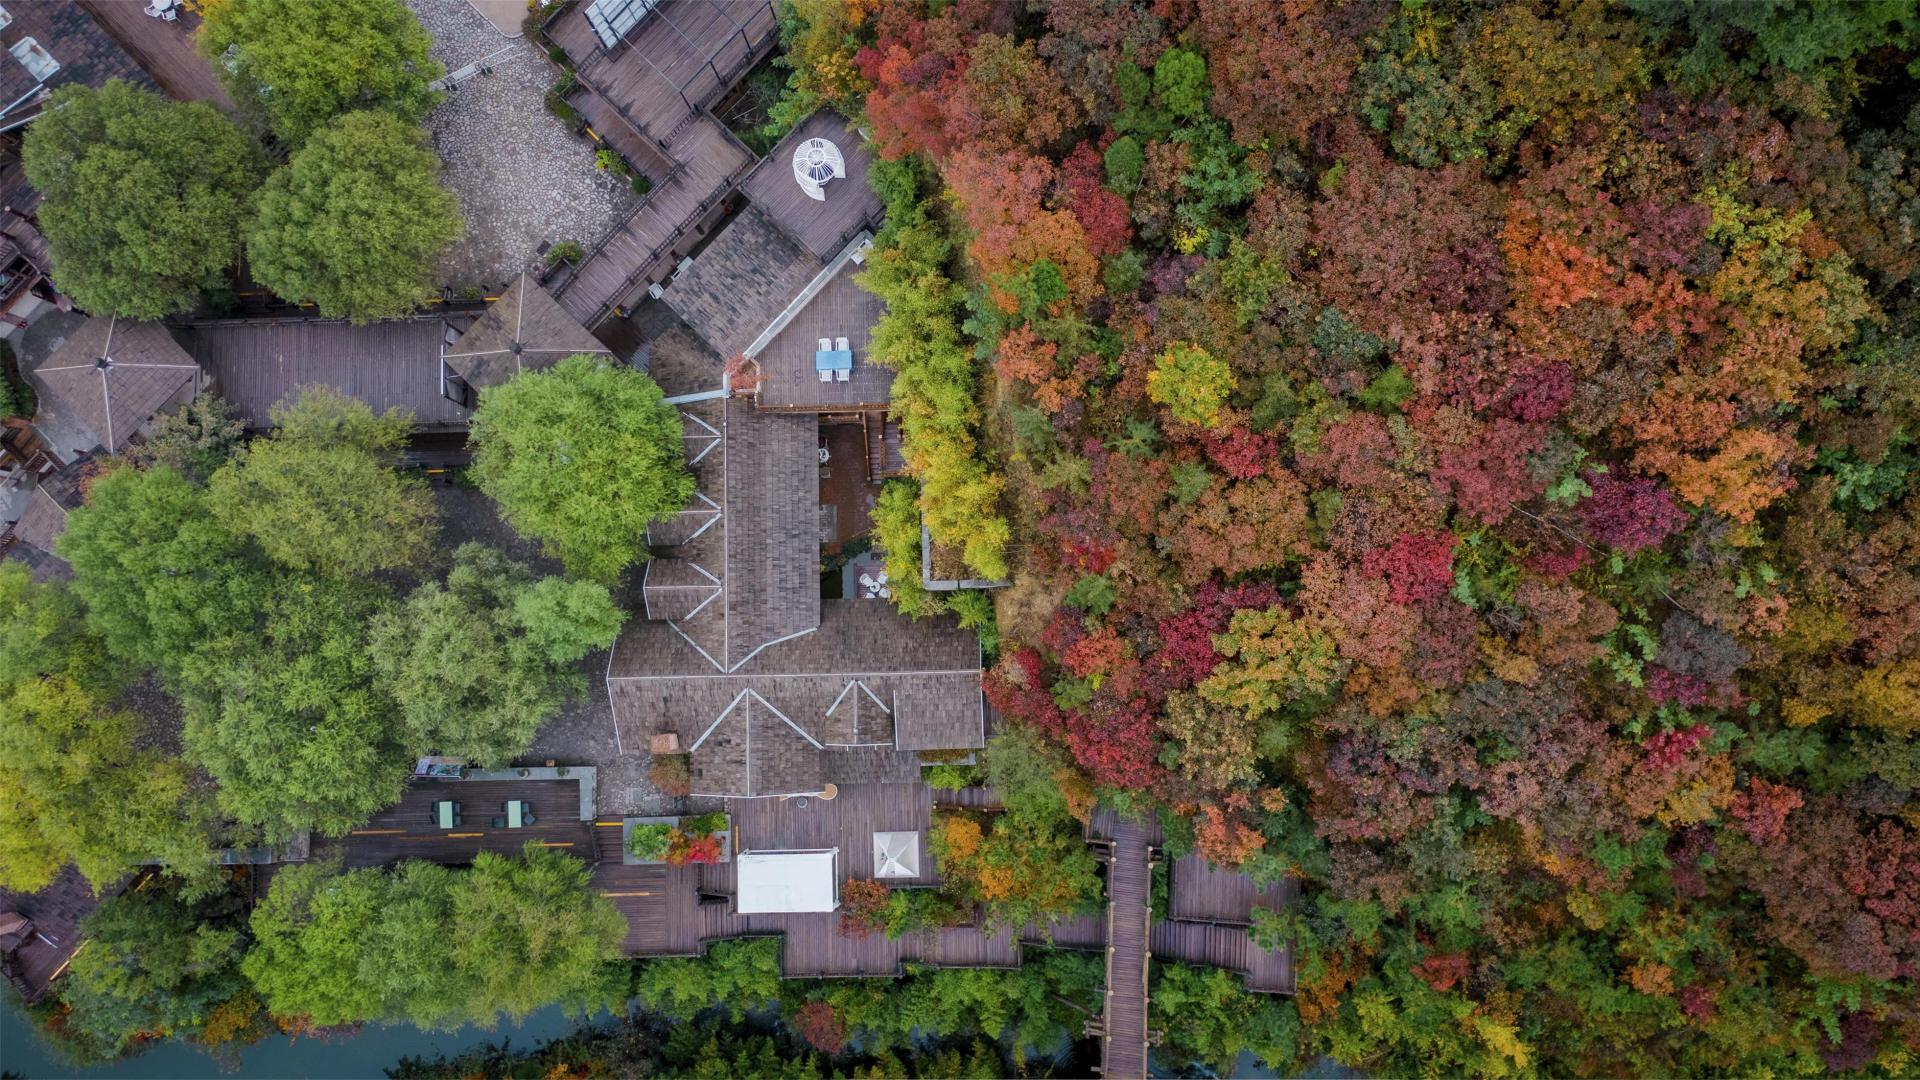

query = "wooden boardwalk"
[
  {"left": 1101, "top": 819, "right": 1153, "bottom": 1079},
  {"left": 316, "top": 779, "right": 592, "bottom": 868},
  {"left": 553, "top": 116, "right": 751, "bottom": 327}
]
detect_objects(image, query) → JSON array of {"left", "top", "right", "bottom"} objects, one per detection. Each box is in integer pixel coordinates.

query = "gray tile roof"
[
  {"left": 611, "top": 600, "right": 984, "bottom": 797},
  {"left": 662, "top": 205, "right": 822, "bottom": 362},
  {"left": 443, "top": 274, "right": 610, "bottom": 390},
  {"left": 31, "top": 317, "right": 198, "bottom": 451},
  {"left": 178, "top": 317, "right": 467, "bottom": 429},
  {"left": 642, "top": 395, "right": 819, "bottom": 670}
]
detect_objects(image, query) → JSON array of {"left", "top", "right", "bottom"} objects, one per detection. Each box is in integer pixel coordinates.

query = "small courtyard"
[{"left": 409, "top": 0, "right": 639, "bottom": 288}]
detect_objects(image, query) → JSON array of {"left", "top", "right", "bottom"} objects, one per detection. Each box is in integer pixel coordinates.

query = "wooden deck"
[
  {"left": 738, "top": 110, "right": 882, "bottom": 263},
  {"left": 1169, "top": 853, "right": 1294, "bottom": 926},
  {"left": 1101, "top": 819, "right": 1153, "bottom": 1079},
  {"left": 316, "top": 779, "right": 593, "bottom": 868},
  {"left": 563, "top": 784, "right": 1294, "bottom": 998},
  {"left": 1153, "top": 919, "right": 1297, "bottom": 994},
  {"left": 549, "top": 0, "right": 776, "bottom": 144},
  {"left": 553, "top": 116, "right": 751, "bottom": 327}
]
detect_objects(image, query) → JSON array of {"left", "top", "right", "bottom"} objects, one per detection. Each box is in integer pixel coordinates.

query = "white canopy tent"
[
  {"left": 735, "top": 849, "right": 840, "bottom": 913},
  {"left": 872, "top": 831, "right": 920, "bottom": 879}
]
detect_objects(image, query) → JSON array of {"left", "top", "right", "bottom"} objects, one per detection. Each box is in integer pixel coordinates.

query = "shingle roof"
[
  {"left": 662, "top": 205, "right": 822, "bottom": 362},
  {"left": 31, "top": 317, "right": 198, "bottom": 451},
  {"left": 0, "top": 2, "right": 161, "bottom": 127},
  {"left": 443, "top": 274, "right": 610, "bottom": 390},
  {"left": 9, "top": 482, "right": 69, "bottom": 555},
  {"left": 641, "top": 395, "right": 819, "bottom": 671},
  {"left": 178, "top": 316, "right": 467, "bottom": 429},
  {"left": 610, "top": 600, "right": 984, "bottom": 797}
]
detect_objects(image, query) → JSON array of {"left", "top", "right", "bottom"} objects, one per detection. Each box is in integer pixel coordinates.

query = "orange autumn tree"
[{"left": 928, "top": 809, "right": 1101, "bottom": 931}]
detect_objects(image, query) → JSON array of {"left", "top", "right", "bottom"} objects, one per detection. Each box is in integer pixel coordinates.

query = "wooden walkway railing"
[{"left": 1101, "top": 819, "right": 1153, "bottom": 1078}]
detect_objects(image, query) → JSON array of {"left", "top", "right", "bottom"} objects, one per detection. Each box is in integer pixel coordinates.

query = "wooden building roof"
[
  {"left": 610, "top": 600, "right": 983, "bottom": 797},
  {"left": 662, "top": 205, "right": 822, "bottom": 362},
  {"left": 31, "top": 317, "right": 198, "bottom": 451},
  {"left": 443, "top": 274, "right": 610, "bottom": 391},
  {"left": 178, "top": 317, "right": 470, "bottom": 430},
  {"left": 738, "top": 110, "right": 883, "bottom": 264},
  {"left": 640, "top": 395, "right": 820, "bottom": 670}
]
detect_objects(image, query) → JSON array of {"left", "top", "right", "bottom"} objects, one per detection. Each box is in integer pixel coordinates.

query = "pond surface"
[{"left": 0, "top": 998, "right": 579, "bottom": 1079}]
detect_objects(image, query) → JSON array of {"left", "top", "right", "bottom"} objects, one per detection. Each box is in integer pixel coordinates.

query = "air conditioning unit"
[
  {"left": 647, "top": 282, "right": 664, "bottom": 300},
  {"left": 675, "top": 256, "right": 694, "bottom": 277}
]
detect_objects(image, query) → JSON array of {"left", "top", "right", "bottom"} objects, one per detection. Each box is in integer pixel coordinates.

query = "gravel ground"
[
  {"left": 411, "top": 0, "right": 638, "bottom": 288},
  {"left": 432, "top": 482, "right": 685, "bottom": 816}
]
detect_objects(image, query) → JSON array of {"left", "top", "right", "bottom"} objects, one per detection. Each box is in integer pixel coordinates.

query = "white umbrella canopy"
[{"left": 873, "top": 830, "right": 920, "bottom": 879}]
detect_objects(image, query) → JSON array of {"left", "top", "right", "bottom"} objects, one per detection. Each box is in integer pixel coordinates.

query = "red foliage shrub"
[
  {"left": 1364, "top": 531, "right": 1458, "bottom": 605},
  {"left": 1729, "top": 778, "right": 1804, "bottom": 846},
  {"left": 794, "top": 1000, "right": 849, "bottom": 1054},
  {"left": 1412, "top": 951, "right": 1473, "bottom": 993},
  {"left": 1640, "top": 723, "right": 1712, "bottom": 771},
  {"left": 1580, "top": 471, "right": 1688, "bottom": 553},
  {"left": 1203, "top": 428, "right": 1279, "bottom": 480},
  {"left": 839, "top": 879, "right": 891, "bottom": 939}
]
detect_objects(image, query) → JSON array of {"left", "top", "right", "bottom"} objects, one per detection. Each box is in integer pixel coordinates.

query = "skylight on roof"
[{"left": 584, "top": 0, "right": 658, "bottom": 50}]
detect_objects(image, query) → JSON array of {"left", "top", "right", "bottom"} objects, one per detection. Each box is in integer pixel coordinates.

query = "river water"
[{"left": 0, "top": 998, "right": 579, "bottom": 1079}]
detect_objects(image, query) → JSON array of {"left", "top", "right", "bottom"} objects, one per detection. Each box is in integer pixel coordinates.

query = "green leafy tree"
[
  {"left": 58, "top": 465, "right": 267, "bottom": 681},
  {"left": 633, "top": 937, "right": 785, "bottom": 1021},
  {"left": 199, "top": 0, "right": 443, "bottom": 147},
  {"left": 21, "top": 80, "right": 262, "bottom": 318},
  {"left": 467, "top": 355, "right": 693, "bottom": 584},
  {"left": 245, "top": 847, "right": 626, "bottom": 1029},
  {"left": 179, "top": 575, "right": 407, "bottom": 841},
  {"left": 453, "top": 844, "right": 630, "bottom": 1020},
  {"left": 371, "top": 544, "right": 626, "bottom": 766},
  {"left": 208, "top": 386, "right": 437, "bottom": 576},
  {"left": 1147, "top": 342, "right": 1236, "bottom": 428},
  {"left": 58, "top": 884, "right": 252, "bottom": 1053},
  {"left": 1154, "top": 46, "right": 1211, "bottom": 121},
  {"left": 126, "top": 397, "right": 249, "bottom": 484},
  {"left": 1151, "top": 962, "right": 1301, "bottom": 1074},
  {"left": 0, "top": 565, "right": 217, "bottom": 891},
  {"left": 246, "top": 110, "right": 462, "bottom": 322}
]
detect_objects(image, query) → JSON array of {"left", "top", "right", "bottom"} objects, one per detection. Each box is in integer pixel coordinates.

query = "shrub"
[
  {"left": 839, "top": 878, "right": 890, "bottom": 938},
  {"left": 925, "top": 764, "right": 977, "bottom": 790},
  {"left": 648, "top": 754, "right": 692, "bottom": 797},
  {"left": 545, "top": 240, "right": 583, "bottom": 268},
  {"left": 626, "top": 823, "right": 673, "bottom": 861}
]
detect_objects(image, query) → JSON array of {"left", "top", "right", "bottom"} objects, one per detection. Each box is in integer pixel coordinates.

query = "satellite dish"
[{"left": 792, "top": 138, "right": 845, "bottom": 202}]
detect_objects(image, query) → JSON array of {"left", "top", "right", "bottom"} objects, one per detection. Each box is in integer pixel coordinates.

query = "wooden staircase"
[{"left": 593, "top": 819, "right": 625, "bottom": 864}]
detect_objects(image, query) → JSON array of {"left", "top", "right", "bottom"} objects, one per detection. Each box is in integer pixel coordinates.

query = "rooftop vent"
[{"left": 792, "top": 138, "right": 845, "bottom": 202}]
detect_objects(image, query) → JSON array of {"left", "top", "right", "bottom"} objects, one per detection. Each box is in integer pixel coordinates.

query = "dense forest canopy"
[{"left": 791, "top": 0, "right": 1920, "bottom": 1074}]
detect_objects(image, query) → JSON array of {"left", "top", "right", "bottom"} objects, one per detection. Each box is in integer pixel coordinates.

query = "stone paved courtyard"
[{"left": 411, "top": 0, "right": 638, "bottom": 288}]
